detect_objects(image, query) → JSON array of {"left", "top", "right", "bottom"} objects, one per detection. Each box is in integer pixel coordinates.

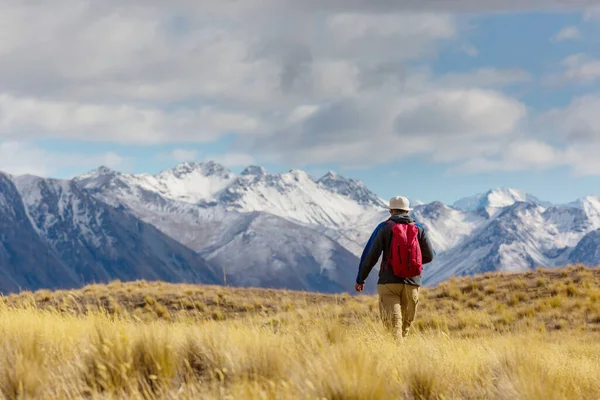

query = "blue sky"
[{"left": 2, "top": 2, "right": 600, "bottom": 205}]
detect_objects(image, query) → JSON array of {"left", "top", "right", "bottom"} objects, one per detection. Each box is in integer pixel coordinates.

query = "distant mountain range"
[{"left": 1, "top": 161, "right": 599, "bottom": 293}]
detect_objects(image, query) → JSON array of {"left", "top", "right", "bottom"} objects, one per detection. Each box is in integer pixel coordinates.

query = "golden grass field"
[{"left": 1, "top": 265, "right": 599, "bottom": 399}]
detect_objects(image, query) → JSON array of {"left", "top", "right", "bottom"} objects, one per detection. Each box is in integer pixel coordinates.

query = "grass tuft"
[{"left": 0, "top": 266, "right": 598, "bottom": 398}]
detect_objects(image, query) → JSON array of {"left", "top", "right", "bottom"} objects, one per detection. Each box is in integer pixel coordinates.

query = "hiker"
[{"left": 355, "top": 195, "right": 435, "bottom": 340}]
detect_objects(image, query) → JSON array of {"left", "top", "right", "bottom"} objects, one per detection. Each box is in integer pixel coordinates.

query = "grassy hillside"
[{"left": 0, "top": 265, "right": 599, "bottom": 399}]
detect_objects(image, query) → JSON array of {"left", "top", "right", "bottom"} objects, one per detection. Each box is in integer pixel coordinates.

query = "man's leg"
[
  {"left": 400, "top": 284, "right": 420, "bottom": 338},
  {"left": 377, "top": 284, "right": 403, "bottom": 340}
]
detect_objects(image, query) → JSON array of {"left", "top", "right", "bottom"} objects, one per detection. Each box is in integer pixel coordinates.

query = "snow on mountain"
[
  {"left": 77, "top": 164, "right": 384, "bottom": 232},
  {"left": 241, "top": 165, "right": 268, "bottom": 177},
  {"left": 411, "top": 202, "right": 486, "bottom": 253},
  {"left": 453, "top": 188, "right": 549, "bottom": 216},
  {"left": 9, "top": 174, "right": 223, "bottom": 290},
  {"left": 214, "top": 169, "right": 385, "bottom": 228},
  {"left": 71, "top": 163, "right": 600, "bottom": 289},
  {"left": 317, "top": 171, "right": 386, "bottom": 207},
  {"left": 72, "top": 165, "right": 374, "bottom": 293},
  {"left": 77, "top": 161, "right": 386, "bottom": 259},
  {"left": 567, "top": 196, "right": 600, "bottom": 220},
  {"left": 6, "top": 159, "right": 600, "bottom": 293},
  {"left": 0, "top": 172, "right": 79, "bottom": 293},
  {"left": 568, "top": 229, "right": 600, "bottom": 266},
  {"left": 154, "top": 161, "right": 236, "bottom": 203},
  {"left": 194, "top": 212, "right": 372, "bottom": 293},
  {"left": 424, "top": 202, "right": 600, "bottom": 285},
  {"left": 77, "top": 162, "right": 236, "bottom": 205}
]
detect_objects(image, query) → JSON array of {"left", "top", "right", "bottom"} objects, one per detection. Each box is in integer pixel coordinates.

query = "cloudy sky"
[{"left": 1, "top": 1, "right": 600, "bottom": 204}]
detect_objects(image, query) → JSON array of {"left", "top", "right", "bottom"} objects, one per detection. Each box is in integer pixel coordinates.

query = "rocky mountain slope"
[
  {"left": 423, "top": 194, "right": 600, "bottom": 285},
  {"left": 0, "top": 172, "right": 222, "bottom": 293},
  {"left": 0, "top": 173, "right": 78, "bottom": 292},
  {"left": 2, "top": 161, "right": 600, "bottom": 292},
  {"left": 74, "top": 163, "right": 381, "bottom": 293}
]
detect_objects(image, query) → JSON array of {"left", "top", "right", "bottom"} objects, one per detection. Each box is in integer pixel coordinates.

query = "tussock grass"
[{"left": 0, "top": 265, "right": 599, "bottom": 398}]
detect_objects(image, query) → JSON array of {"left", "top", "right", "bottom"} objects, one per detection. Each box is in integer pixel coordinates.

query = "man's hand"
[{"left": 355, "top": 283, "right": 364, "bottom": 293}]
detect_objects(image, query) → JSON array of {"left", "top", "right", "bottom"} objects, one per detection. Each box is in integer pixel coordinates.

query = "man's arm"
[
  {"left": 356, "top": 222, "right": 387, "bottom": 285},
  {"left": 417, "top": 225, "right": 435, "bottom": 264}
]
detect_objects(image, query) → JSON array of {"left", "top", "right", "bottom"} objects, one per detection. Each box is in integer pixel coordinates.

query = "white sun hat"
[{"left": 389, "top": 195, "right": 412, "bottom": 211}]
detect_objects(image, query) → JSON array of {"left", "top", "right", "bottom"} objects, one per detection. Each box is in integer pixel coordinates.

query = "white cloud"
[
  {"left": 443, "top": 93, "right": 600, "bottom": 176},
  {"left": 563, "top": 59, "right": 600, "bottom": 83},
  {"left": 393, "top": 89, "right": 527, "bottom": 137},
  {"left": 327, "top": 13, "right": 456, "bottom": 44},
  {"left": 563, "top": 144, "right": 600, "bottom": 175},
  {"left": 0, "top": 0, "right": 578, "bottom": 174},
  {"left": 543, "top": 54, "right": 600, "bottom": 87},
  {"left": 427, "top": 91, "right": 600, "bottom": 176},
  {"left": 0, "top": 141, "right": 125, "bottom": 177},
  {"left": 437, "top": 68, "right": 532, "bottom": 88},
  {"left": 540, "top": 94, "right": 600, "bottom": 143},
  {"left": 551, "top": 26, "right": 581, "bottom": 42},
  {"left": 242, "top": 88, "right": 527, "bottom": 166},
  {"left": 0, "top": 94, "right": 260, "bottom": 144}
]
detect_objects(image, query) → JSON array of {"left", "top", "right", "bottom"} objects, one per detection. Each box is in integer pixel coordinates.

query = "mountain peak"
[
  {"left": 320, "top": 171, "right": 340, "bottom": 180},
  {"left": 453, "top": 187, "right": 546, "bottom": 212},
  {"left": 317, "top": 170, "right": 385, "bottom": 207},
  {"left": 570, "top": 195, "right": 600, "bottom": 206},
  {"left": 286, "top": 169, "right": 313, "bottom": 181},
  {"left": 241, "top": 165, "right": 268, "bottom": 177},
  {"left": 161, "top": 161, "right": 233, "bottom": 179},
  {"left": 567, "top": 196, "right": 600, "bottom": 216},
  {"left": 78, "top": 166, "right": 118, "bottom": 179},
  {"left": 318, "top": 170, "right": 355, "bottom": 185}
]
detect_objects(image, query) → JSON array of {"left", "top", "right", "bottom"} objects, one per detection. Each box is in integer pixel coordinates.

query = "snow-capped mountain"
[
  {"left": 569, "top": 229, "right": 600, "bottom": 265},
  {"left": 411, "top": 201, "right": 486, "bottom": 253},
  {"left": 567, "top": 196, "right": 600, "bottom": 218},
  {"left": 0, "top": 172, "right": 223, "bottom": 293},
  {"left": 0, "top": 173, "right": 79, "bottom": 293},
  {"left": 317, "top": 171, "right": 386, "bottom": 207},
  {"left": 423, "top": 201, "right": 600, "bottom": 285},
  {"left": 77, "top": 164, "right": 385, "bottom": 229},
  {"left": 75, "top": 164, "right": 386, "bottom": 257},
  {"left": 453, "top": 188, "right": 549, "bottom": 216},
  {"left": 197, "top": 211, "right": 373, "bottom": 293},
  {"left": 214, "top": 169, "right": 385, "bottom": 227},
  {"left": 74, "top": 165, "right": 375, "bottom": 293},
  {"left": 77, "top": 161, "right": 236, "bottom": 205},
  {"left": 3, "top": 160, "right": 600, "bottom": 293}
]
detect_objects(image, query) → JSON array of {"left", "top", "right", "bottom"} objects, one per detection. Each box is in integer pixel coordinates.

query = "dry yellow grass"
[{"left": 0, "top": 265, "right": 599, "bottom": 399}]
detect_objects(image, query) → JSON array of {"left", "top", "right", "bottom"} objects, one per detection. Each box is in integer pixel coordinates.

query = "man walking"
[{"left": 355, "top": 196, "right": 435, "bottom": 339}]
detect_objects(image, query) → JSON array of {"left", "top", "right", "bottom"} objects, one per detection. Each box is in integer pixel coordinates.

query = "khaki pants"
[{"left": 377, "top": 283, "right": 420, "bottom": 339}]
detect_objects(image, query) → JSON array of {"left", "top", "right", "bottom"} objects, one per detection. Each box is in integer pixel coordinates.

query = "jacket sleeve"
[
  {"left": 417, "top": 225, "right": 435, "bottom": 264},
  {"left": 356, "top": 222, "right": 387, "bottom": 284}
]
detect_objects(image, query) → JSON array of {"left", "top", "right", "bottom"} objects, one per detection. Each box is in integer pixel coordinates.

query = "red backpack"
[{"left": 384, "top": 220, "right": 423, "bottom": 278}]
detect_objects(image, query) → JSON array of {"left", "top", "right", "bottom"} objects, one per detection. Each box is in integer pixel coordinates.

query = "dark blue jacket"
[{"left": 356, "top": 214, "right": 435, "bottom": 286}]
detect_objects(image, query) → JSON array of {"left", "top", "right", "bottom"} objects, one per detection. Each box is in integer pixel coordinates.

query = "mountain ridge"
[
  {"left": 0, "top": 171, "right": 224, "bottom": 294},
  {"left": 71, "top": 162, "right": 600, "bottom": 289},
  {"left": 2, "top": 161, "right": 600, "bottom": 293}
]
